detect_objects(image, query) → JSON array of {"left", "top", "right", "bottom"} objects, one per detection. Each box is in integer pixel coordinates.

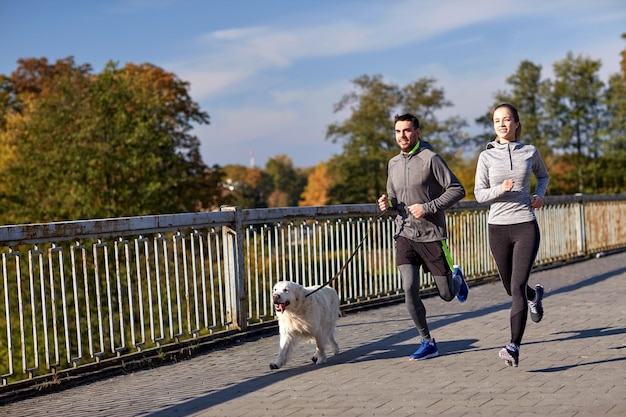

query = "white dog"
[{"left": 269, "top": 280, "right": 341, "bottom": 369}]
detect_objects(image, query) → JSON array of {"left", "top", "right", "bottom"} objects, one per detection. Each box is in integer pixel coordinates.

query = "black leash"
[{"left": 306, "top": 210, "right": 384, "bottom": 298}]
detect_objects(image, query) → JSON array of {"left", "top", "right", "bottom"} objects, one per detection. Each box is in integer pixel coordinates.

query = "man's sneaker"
[
  {"left": 409, "top": 339, "right": 439, "bottom": 361},
  {"left": 528, "top": 284, "right": 544, "bottom": 323},
  {"left": 498, "top": 343, "right": 519, "bottom": 367},
  {"left": 454, "top": 265, "right": 469, "bottom": 303}
]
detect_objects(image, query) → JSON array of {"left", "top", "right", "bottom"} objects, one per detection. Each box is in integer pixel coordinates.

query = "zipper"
[{"left": 508, "top": 143, "right": 513, "bottom": 170}]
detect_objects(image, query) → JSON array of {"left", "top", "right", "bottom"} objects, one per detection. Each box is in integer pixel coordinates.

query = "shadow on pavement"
[{"left": 141, "top": 263, "right": 626, "bottom": 417}]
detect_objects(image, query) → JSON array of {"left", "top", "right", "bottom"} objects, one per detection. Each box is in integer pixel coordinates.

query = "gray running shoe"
[
  {"left": 528, "top": 284, "right": 544, "bottom": 323},
  {"left": 499, "top": 343, "right": 519, "bottom": 367}
]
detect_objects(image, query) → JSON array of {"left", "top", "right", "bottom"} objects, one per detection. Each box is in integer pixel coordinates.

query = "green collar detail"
[{"left": 407, "top": 140, "right": 421, "bottom": 155}]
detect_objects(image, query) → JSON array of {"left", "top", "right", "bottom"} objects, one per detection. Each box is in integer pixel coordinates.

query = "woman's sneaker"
[
  {"left": 499, "top": 343, "right": 520, "bottom": 367},
  {"left": 528, "top": 284, "right": 544, "bottom": 323},
  {"left": 409, "top": 339, "right": 439, "bottom": 361}
]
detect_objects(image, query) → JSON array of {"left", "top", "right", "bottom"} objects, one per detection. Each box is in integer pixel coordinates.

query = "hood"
[
  {"left": 486, "top": 139, "right": 524, "bottom": 150},
  {"left": 420, "top": 140, "right": 435, "bottom": 152},
  {"left": 405, "top": 140, "right": 435, "bottom": 155}
]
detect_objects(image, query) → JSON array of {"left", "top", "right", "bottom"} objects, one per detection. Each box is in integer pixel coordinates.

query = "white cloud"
[
  {"left": 180, "top": 69, "right": 252, "bottom": 98},
  {"left": 180, "top": 1, "right": 531, "bottom": 101}
]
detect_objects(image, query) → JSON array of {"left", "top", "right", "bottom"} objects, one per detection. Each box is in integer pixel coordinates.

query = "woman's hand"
[
  {"left": 531, "top": 195, "right": 543, "bottom": 209},
  {"left": 501, "top": 179, "right": 514, "bottom": 192}
]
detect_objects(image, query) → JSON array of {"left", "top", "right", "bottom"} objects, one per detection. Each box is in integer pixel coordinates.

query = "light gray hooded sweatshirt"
[
  {"left": 474, "top": 139, "right": 549, "bottom": 225},
  {"left": 386, "top": 141, "right": 466, "bottom": 242}
]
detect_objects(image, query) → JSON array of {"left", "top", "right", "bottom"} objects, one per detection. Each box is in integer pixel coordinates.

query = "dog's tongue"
[{"left": 276, "top": 303, "right": 286, "bottom": 313}]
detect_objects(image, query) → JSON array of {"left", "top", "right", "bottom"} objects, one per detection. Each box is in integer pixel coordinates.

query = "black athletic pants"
[{"left": 488, "top": 220, "right": 540, "bottom": 346}]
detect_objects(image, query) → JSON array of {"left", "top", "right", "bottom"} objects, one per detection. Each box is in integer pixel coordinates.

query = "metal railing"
[{"left": 0, "top": 194, "right": 625, "bottom": 388}]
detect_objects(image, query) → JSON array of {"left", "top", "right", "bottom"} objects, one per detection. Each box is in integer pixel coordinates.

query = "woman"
[{"left": 474, "top": 102, "right": 549, "bottom": 367}]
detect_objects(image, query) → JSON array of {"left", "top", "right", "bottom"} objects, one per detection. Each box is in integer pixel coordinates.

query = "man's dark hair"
[{"left": 394, "top": 113, "right": 420, "bottom": 129}]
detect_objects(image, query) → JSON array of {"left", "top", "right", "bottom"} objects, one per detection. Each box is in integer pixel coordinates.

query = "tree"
[
  {"left": 220, "top": 164, "right": 269, "bottom": 209},
  {"left": 0, "top": 57, "right": 96, "bottom": 222},
  {"left": 326, "top": 75, "right": 400, "bottom": 203},
  {"left": 0, "top": 57, "right": 216, "bottom": 224},
  {"left": 599, "top": 34, "right": 626, "bottom": 192},
  {"left": 401, "top": 77, "right": 470, "bottom": 157},
  {"left": 299, "top": 162, "right": 331, "bottom": 206},
  {"left": 474, "top": 51, "right": 625, "bottom": 195},
  {"left": 325, "top": 74, "right": 467, "bottom": 204},
  {"left": 474, "top": 60, "right": 550, "bottom": 156},
  {"left": 264, "top": 154, "right": 307, "bottom": 207},
  {"left": 503, "top": 61, "right": 550, "bottom": 156},
  {"left": 185, "top": 164, "right": 227, "bottom": 211},
  {"left": 544, "top": 52, "right": 605, "bottom": 193}
]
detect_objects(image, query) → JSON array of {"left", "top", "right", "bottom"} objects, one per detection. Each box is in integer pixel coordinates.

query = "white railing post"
[
  {"left": 575, "top": 193, "right": 587, "bottom": 256},
  {"left": 220, "top": 206, "right": 247, "bottom": 331}
]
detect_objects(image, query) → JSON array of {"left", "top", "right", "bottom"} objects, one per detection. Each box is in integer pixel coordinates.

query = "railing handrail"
[{"left": 3, "top": 194, "right": 625, "bottom": 245}]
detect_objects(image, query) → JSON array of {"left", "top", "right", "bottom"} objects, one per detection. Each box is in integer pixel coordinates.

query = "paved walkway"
[{"left": 3, "top": 251, "right": 626, "bottom": 417}]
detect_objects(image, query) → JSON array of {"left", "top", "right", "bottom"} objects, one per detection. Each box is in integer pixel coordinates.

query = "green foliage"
[
  {"left": 498, "top": 60, "right": 551, "bottom": 157},
  {"left": 604, "top": 74, "right": 626, "bottom": 145},
  {"left": 538, "top": 53, "right": 608, "bottom": 194},
  {"left": 0, "top": 58, "right": 221, "bottom": 224},
  {"left": 600, "top": 72, "right": 626, "bottom": 192},
  {"left": 216, "top": 157, "right": 307, "bottom": 209},
  {"left": 325, "top": 74, "right": 466, "bottom": 203},
  {"left": 3, "top": 34, "right": 626, "bottom": 223},
  {"left": 264, "top": 155, "right": 307, "bottom": 207},
  {"left": 401, "top": 77, "right": 470, "bottom": 157},
  {"left": 472, "top": 37, "right": 626, "bottom": 195},
  {"left": 547, "top": 53, "right": 605, "bottom": 151},
  {"left": 220, "top": 165, "right": 270, "bottom": 209}
]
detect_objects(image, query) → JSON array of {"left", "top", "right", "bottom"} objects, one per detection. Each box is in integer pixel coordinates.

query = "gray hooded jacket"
[
  {"left": 386, "top": 141, "right": 466, "bottom": 242},
  {"left": 474, "top": 139, "right": 549, "bottom": 225}
]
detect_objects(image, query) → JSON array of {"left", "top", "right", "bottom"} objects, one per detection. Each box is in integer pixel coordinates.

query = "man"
[{"left": 377, "top": 113, "right": 469, "bottom": 361}]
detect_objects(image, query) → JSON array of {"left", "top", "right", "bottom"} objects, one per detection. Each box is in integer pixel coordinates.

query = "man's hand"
[
  {"left": 408, "top": 203, "right": 425, "bottom": 219},
  {"left": 377, "top": 194, "right": 388, "bottom": 212}
]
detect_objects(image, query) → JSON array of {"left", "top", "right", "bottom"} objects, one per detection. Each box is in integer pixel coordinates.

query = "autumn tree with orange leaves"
[{"left": 299, "top": 162, "right": 331, "bottom": 206}]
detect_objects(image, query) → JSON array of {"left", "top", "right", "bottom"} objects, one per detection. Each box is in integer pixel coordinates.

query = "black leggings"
[{"left": 488, "top": 220, "right": 540, "bottom": 346}]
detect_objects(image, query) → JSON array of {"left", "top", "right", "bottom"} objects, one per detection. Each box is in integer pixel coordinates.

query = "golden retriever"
[{"left": 269, "top": 280, "right": 341, "bottom": 369}]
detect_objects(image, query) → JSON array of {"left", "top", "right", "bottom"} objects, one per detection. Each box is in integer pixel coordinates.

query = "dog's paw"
[
  {"left": 312, "top": 355, "right": 327, "bottom": 365},
  {"left": 269, "top": 362, "right": 280, "bottom": 370}
]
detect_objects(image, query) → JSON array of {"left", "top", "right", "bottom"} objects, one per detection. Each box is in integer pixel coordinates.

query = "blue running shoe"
[
  {"left": 409, "top": 339, "right": 439, "bottom": 361},
  {"left": 454, "top": 265, "right": 469, "bottom": 303}
]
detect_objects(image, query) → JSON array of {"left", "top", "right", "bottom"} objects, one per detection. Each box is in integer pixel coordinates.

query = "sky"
[{"left": 1, "top": 0, "right": 625, "bottom": 169}]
